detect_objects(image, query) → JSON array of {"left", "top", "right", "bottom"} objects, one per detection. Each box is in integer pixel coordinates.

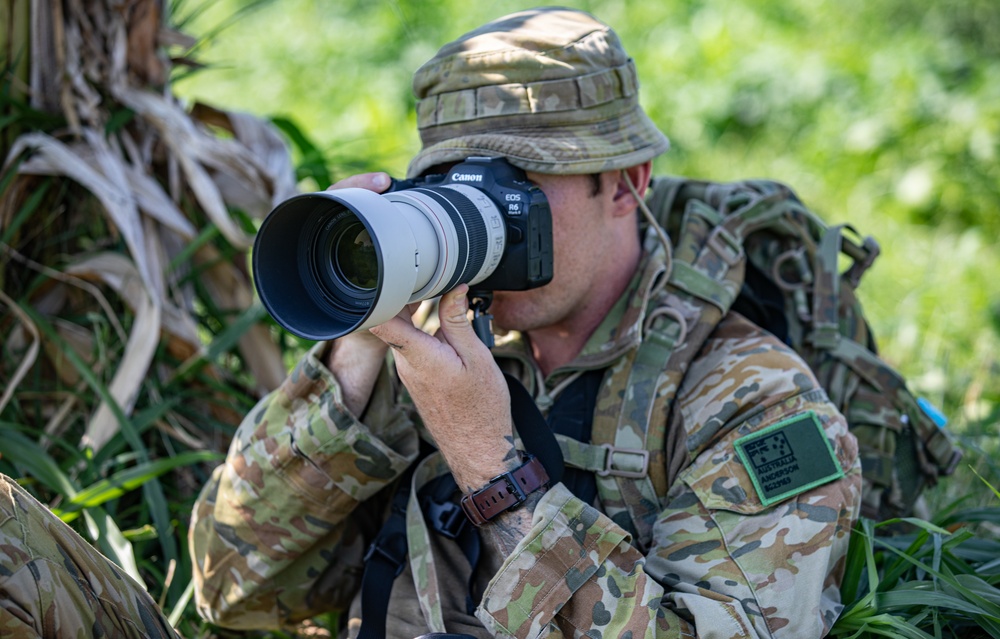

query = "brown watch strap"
[{"left": 460, "top": 454, "right": 549, "bottom": 526}]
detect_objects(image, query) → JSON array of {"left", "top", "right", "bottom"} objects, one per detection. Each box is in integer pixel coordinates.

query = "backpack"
[{"left": 555, "top": 176, "right": 962, "bottom": 545}]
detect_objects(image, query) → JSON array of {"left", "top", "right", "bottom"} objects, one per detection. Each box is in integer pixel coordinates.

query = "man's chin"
[
  {"left": 489, "top": 292, "right": 546, "bottom": 334},
  {"left": 489, "top": 292, "right": 525, "bottom": 333}
]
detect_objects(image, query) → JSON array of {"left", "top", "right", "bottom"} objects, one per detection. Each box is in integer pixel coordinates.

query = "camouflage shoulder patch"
[{"left": 734, "top": 410, "right": 844, "bottom": 506}]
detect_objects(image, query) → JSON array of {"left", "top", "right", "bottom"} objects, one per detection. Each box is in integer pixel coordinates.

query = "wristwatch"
[{"left": 460, "top": 454, "right": 549, "bottom": 526}]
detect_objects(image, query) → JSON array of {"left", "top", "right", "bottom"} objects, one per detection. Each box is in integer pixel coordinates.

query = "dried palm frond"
[{"left": 0, "top": 0, "right": 298, "bottom": 621}]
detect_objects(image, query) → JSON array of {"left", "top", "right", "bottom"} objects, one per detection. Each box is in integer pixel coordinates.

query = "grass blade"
[
  {"left": 877, "top": 585, "right": 997, "bottom": 617},
  {"left": 81, "top": 509, "right": 142, "bottom": 584},
  {"left": 166, "top": 579, "right": 195, "bottom": 628},
  {"left": 970, "top": 467, "right": 1000, "bottom": 502},
  {"left": 842, "top": 517, "right": 871, "bottom": 604},
  {"left": 58, "top": 450, "right": 223, "bottom": 511},
  {"left": 0, "top": 177, "right": 51, "bottom": 244},
  {"left": 0, "top": 425, "right": 77, "bottom": 496}
]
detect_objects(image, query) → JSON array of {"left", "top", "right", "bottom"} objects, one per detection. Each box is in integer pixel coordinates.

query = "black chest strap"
[{"left": 544, "top": 368, "right": 606, "bottom": 505}]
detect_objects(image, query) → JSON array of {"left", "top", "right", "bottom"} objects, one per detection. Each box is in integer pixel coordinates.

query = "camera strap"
[
  {"left": 504, "top": 373, "right": 564, "bottom": 484},
  {"left": 358, "top": 463, "right": 415, "bottom": 639}
]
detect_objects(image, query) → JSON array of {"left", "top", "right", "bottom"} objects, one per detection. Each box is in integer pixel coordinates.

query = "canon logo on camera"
[{"left": 451, "top": 173, "right": 483, "bottom": 182}]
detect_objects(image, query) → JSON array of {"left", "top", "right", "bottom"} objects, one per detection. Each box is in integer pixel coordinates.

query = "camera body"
[
  {"left": 388, "top": 157, "right": 553, "bottom": 293},
  {"left": 252, "top": 157, "right": 554, "bottom": 341}
]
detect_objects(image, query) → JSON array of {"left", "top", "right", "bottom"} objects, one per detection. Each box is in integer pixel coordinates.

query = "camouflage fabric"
[
  {"left": 189, "top": 355, "right": 420, "bottom": 630},
  {"left": 0, "top": 474, "right": 179, "bottom": 639},
  {"left": 189, "top": 222, "right": 861, "bottom": 637},
  {"left": 406, "top": 7, "right": 669, "bottom": 178}
]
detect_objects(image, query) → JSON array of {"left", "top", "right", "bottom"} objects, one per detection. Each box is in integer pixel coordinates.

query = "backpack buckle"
[
  {"left": 845, "top": 235, "right": 881, "bottom": 288},
  {"left": 706, "top": 225, "right": 743, "bottom": 267},
  {"left": 596, "top": 444, "right": 650, "bottom": 479},
  {"left": 363, "top": 532, "right": 408, "bottom": 578},
  {"left": 424, "top": 498, "right": 468, "bottom": 540}
]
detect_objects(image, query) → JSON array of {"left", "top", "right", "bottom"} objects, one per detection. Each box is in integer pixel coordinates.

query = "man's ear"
[{"left": 611, "top": 161, "right": 653, "bottom": 217}]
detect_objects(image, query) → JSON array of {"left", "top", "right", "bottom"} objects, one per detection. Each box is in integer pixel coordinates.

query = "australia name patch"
[{"left": 734, "top": 410, "right": 844, "bottom": 506}]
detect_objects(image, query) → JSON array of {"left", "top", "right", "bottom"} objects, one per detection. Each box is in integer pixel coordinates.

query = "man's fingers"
[
  {"left": 327, "top": 172, "right": 391, "bottom": 193},
  {"left": 439, "top": 285, "right": 470, "bottom": 324},
  {"left": 368, "top": 314, "right": 416, "bottom": 351},
  {"left": 370, "top": 286, "right": 486, "bottom": 369}
]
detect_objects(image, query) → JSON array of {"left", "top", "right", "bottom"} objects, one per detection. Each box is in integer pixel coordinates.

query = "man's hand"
[
  {"left": 368, "top": 284, "right": 519, "bottom": 492},
  {"left": 322, "top": 172, "right": 393, "bottom": 416}
]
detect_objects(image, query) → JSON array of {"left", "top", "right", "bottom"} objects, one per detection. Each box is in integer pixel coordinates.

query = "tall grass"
[{"left": 833, "top": 513, "right": 1000, "bottom": 638}]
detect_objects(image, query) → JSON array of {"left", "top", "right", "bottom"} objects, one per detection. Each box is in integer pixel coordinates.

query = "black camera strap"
[
  {"left": 504, "top": 369, "right": 607, "bottom": 504},
  {"left": 358, "top": 463, "right": 415, "bottom": 639},
  {"left": 503, "top": 373, "right": 564, "bottom": 484}
]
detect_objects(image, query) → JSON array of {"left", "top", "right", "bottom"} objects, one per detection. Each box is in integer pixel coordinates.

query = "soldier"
[
  {"left": 0, "top": 473, "right": 180, "bottom": 638},
  {"left": 190, "top": 7, "right": 861, "bottom": 639}
]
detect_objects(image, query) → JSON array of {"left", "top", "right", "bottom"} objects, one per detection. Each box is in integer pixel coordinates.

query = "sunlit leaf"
[{"left": 58, "top": 450, "right": 223, "bottom": 511}]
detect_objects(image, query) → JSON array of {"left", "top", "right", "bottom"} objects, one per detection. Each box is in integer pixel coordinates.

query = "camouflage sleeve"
[
  {"left": 476, "top": 329, "right": 861, "bottom": 638},
  {"left": 1, "top": 474, "right": 180, "bottom": 638},
  {"left": 189, "top": 342, "right": 419, "bottom": 629}
]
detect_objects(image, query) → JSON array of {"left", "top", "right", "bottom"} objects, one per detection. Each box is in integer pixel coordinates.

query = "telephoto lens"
[{"left": 253, "top": 158, "right": 553, "bottom": 341}]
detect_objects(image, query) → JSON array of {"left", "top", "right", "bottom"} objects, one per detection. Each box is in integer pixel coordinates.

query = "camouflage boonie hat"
[{"left": 406, "top": 7, "right": 670, "bottom": 178}]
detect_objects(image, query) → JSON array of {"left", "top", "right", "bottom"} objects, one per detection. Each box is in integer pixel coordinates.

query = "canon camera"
[{"left": 253, "top": 157, "right": 554, "bottom": 340}]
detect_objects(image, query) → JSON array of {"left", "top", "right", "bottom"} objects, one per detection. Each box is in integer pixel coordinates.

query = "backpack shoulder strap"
[
  {"left": 588, "top": 177, "right": 761, "bottom": 549},
  {"left": 588, "top": 304, "right": 687, "bottom": 549}
]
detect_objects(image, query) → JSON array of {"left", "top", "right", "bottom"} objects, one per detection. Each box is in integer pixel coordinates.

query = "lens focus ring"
[{"left": 412, "top": 188, "right": 489, "bottom": 292}]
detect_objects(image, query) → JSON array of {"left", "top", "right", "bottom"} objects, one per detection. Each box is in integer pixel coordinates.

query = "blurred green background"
[{"left": 173, "top": 0, "right": 1000, "bottom": 509}]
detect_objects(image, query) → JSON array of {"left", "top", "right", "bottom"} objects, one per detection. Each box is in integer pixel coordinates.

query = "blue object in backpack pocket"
[{"left": 917, "top": 397, "right": 948, "bottom": 428}]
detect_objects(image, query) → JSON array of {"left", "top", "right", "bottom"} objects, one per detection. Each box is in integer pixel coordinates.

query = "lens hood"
[{"left": 253, "top": 189, "right": 422, "bottom": 341}]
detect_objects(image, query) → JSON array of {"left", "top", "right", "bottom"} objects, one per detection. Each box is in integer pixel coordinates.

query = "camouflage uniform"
[
  {"left": 189, "top": 227, "right": 861, "bottom": 638},
  {"left": 0, "top": 474, "right": 179, "bottom": 638},
  {"left": 190, "top": 7, "right": 861, "bottom": 638}
]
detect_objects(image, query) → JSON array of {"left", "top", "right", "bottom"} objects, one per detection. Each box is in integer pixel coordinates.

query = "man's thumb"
[{"left": 438, "top": 285, "right": 477, "bottom": 343}]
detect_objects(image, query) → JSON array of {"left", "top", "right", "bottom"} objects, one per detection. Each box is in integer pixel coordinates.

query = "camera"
[{"left": 253, "top": 157, "right": 554, "bottom": 340}]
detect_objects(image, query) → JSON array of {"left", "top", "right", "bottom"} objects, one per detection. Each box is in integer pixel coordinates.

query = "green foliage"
[
  {"left": 833, "top": 511, "right": 1000, "bottom": 638},
  {"left": 175, "top": 0, "right": 1000, "bottom": 229},
  {"left": 269, "top": 116, "right": 333, "bottom": 189}
]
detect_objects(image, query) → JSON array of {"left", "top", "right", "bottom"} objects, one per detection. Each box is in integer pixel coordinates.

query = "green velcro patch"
[{"left": 734, "top": 410, "right": 844, "bottom": 506}]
